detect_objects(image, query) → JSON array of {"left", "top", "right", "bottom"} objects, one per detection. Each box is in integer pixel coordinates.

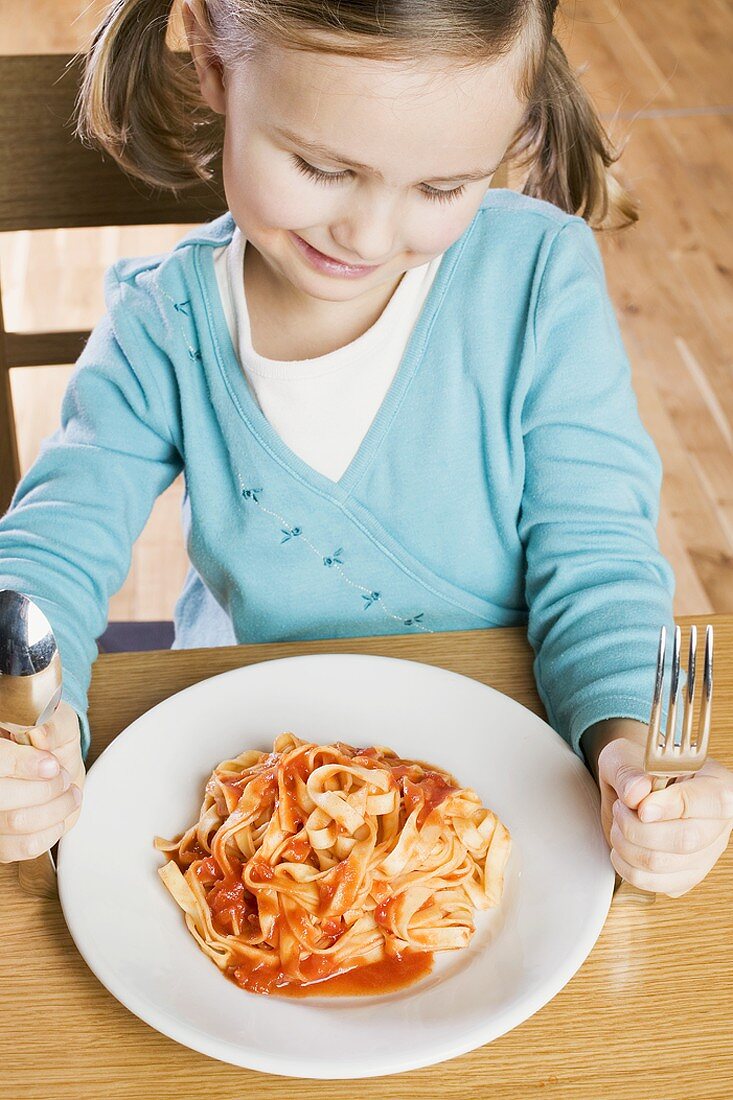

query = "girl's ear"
[{"left": 182, "top": 0, "right": 226, "bottom": 115}]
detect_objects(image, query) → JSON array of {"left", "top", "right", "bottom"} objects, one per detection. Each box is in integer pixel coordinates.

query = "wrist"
[{"left": 580, "top": 717, "right": 648, "bottom": 785}]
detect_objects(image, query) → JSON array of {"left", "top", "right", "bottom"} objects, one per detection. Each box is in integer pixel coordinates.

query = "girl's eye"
[
  {"left": 420, "top": 183, "right": 467, "bottom": 205},
  {"left": 293, "top": 156, "right": 348, "bottom": 185},
  {"left": 292, "top": 156, "right": 467, "bottom": 204}
]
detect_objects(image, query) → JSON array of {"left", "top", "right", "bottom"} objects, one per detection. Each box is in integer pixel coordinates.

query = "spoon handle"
[{"left": 4, "top": 723, "right": 60, "bottom": 897}]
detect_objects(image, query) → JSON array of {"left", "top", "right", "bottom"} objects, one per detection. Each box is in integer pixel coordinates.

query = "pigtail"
[
  {"left": 74, "top": 0, "right": 223, "bottom": 191},
  {"left": 508, "top": 36, "right": 638, "bottom": 229}
]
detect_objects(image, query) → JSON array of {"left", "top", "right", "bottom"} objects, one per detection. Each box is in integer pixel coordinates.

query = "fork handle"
[{"left": 650, "top": 772, "right": 696, "bottom": 792}]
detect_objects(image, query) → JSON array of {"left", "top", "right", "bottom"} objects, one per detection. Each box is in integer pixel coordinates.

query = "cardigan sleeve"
[
  {"left": 0, "top": 273, "right": 182, "bottom": 761},
  {"left": 518, "top": 218, "right": 677, "bottom": 756}
]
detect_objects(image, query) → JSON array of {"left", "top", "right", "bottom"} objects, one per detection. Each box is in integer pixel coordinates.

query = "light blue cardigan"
[{"left": 0, "top": 190, "right": 676, "bottom": 762}]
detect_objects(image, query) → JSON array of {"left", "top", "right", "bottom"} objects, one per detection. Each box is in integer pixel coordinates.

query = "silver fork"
[
  {"left": 644, "top": 624, "right": 714, "bottom": 791},
  {"left": 614, "top": 623, "right": 714, "bottom": 905}
]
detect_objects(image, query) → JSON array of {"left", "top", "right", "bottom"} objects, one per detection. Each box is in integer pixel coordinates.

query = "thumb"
[
  {"left": 30, "top": 703, "right": 78, "bottom": 750},
  {"left": 598, "top": 737, "right": 653, "bottom": 810}
]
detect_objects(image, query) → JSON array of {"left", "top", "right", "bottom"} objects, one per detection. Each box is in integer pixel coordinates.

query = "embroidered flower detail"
[
  {"left": 241, "top": 487, "right": 263, "bottom": 503},
  {"left": 174, "top": 300, "right": 191, "bottom": 316},
  {"left": 403, "top": 612, "right": 425, "bottom": 626},
  {"left": 362, "top": 590, "right": 381, "bottom": 610},
  {"left": 280, "top": 525, "right": 302, "bottom": 543},
  {"left": 323, "top": 548, "right": 344, "bottom": 567},
  {"left": 188, "top": 347, "right": 202, "bottom": 361}
]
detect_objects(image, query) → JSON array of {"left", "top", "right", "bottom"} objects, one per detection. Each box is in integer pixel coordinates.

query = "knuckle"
[
  {"left": 679, "top": 785, "right": 693, "bottom": 819},
  {"left": 0, "top": 745, "right": 23, "bottom": 779},
  {"left": 6, "top": 745, "right": 42, "bottom": 780},
  {"left": 651, "top": 848, "right": 672, "bottom": 873},
  {"left": 637, "top": 846, "right": 667, "bottom": 873},
  {"left": 678, "top": 826, "right": 702, "bottom": 854},
  {"left": 638, "top": 847, "right": 657, "bottom": 871},
  {"left": 6, "top": 807, "right": 29, "bottom": 834}
]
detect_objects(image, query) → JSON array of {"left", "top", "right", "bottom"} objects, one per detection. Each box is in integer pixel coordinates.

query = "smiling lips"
[{"left": 290, "top": 232, "right": 382, "bottom": 278}]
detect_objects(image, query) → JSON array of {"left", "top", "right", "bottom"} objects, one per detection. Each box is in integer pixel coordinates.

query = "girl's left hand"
[{"left": 598, "top": 736, "right": 733, "bottom": 896}]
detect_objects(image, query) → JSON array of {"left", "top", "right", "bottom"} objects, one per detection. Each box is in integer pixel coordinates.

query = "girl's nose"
[{"left": 329, "top": 195, "right": 397, "bottom": 265}]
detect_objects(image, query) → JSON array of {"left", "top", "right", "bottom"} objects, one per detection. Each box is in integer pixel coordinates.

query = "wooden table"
[{"left": 4, "top": 617, "right": 732, "bottom": 1100}]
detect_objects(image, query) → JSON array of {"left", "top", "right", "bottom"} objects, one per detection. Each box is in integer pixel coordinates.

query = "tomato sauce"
[
  {"left": 279, "top": 832, "right": 311, "bottom": 863},
  {"left": 374, "top": 898, "right": 392, "bottom": 927},
  {"left": 392, "top": 767, "right": 457, "bottom": 827},
  {"left": 248, "top": 860, "right": 275, "bottom": 883},
  {"left": 173, "top": 839, "right": 209, "bottom": 869},
  {"left": 226, "top": 949, "right": 434, "bottom": 997},
  {"left": 193, "top": 855, "right": 223, "bottom": 885},
  {"left": 317, "top": 860, "right": 359, "bottom": 916},
  {"left": 207, "top": 867, "right": 259, "bottom": 936}
]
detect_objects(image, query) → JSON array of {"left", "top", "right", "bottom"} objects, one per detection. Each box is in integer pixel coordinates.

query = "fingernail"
[
  {"left": 641, "top": 804, "right": 663, "bottom": 822},
  {"left": 38, "top": 756, "right": 60, "bottom": 778},
  {"left": 70, "top": 785, "right": 82, "bottom": 805},
  {"left": 60, "top": 768, "right": 72, "bottom": 789}
]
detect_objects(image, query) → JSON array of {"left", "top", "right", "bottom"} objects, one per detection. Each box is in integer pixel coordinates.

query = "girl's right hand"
[{"left": 0, "top": 701, "right": 85, "bottom": 862}]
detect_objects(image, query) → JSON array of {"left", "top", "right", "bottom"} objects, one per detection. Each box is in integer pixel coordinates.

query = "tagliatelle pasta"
[{"left": 155, "top": 733, "right": 511, "bottom": 996}]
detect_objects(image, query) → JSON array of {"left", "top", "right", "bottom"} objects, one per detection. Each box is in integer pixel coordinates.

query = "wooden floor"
[{"left": 3, "top": 0, "right": 733, "bottom": 618}]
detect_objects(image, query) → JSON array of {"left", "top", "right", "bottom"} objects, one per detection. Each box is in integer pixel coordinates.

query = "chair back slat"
[
  {"left": 5, "top": 330, "right": 91, "bottom": 370},
  {"left": 0, "top": 54, "right": 226, "bottom": 231}
]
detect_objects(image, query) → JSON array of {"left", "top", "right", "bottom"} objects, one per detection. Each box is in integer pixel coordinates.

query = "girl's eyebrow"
[{"left": 273, "top": 124, "right": 500, "bottom": 183}]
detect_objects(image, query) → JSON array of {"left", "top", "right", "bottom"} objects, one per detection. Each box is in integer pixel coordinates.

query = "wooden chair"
[{"left": 0, "top": 52, "right": 226, "bottom": 517}]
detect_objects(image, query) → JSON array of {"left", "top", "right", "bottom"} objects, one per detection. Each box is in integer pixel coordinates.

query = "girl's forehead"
[
  {"left": 229, "top": 41, "right": 527, "bottom": 164},
  {"left": 252, "top": 39, "right": 527, "bottom": 104}
]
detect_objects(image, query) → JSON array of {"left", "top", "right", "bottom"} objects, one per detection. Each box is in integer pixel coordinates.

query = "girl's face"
[{"left": 184, "top": 5, "right": 528, "bottom": 304}]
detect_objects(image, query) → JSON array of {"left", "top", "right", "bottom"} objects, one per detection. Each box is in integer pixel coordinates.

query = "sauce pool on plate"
[{"left": 227, "top": 949, "right": 435, "bottom": 997}]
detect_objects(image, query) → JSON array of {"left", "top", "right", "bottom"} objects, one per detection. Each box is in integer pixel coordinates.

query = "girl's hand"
[
  {"left": 596, "top": 731, "right": 733, "bottom": 896},
  {"left": 0, "top": 701, "right": 85, "bottom": 863}
]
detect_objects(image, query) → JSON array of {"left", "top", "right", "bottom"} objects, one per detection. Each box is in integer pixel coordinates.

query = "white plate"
[{"left": 58, "top": 653, "right": 613, "bottom": 1079}]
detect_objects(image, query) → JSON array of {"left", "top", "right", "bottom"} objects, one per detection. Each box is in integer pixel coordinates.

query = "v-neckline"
[{"left": 196, "top": 217, "right": 477, "bottom": 501}]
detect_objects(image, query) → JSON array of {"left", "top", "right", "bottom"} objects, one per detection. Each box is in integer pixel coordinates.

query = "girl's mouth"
[{"left": 289, "top": 232, "right": 381, "bottom": 279}]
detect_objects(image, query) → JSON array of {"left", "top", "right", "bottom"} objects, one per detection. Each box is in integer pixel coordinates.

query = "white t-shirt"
[{"left": 212, "top": 227, "right": 443, "bottom": 481}]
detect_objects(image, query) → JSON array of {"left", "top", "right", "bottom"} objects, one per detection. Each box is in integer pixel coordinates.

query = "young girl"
[{"left": 1, "top": 0, "right": 731, "bottom": 895}]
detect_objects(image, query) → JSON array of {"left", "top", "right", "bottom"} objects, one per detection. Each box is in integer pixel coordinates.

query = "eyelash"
[{"left": 292, "top": 155, "right": 467, "bottom": 205}]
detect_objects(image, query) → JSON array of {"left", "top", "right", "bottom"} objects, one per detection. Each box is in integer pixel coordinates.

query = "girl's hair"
[{"left": 74, "top": 0, "right": 638, "bottom": 229}]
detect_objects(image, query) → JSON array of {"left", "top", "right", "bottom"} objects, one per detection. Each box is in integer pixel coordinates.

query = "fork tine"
[
  {"left": 648, "top": 625, "right": 666, "bottom": 752},
  {"left": 697, "top": 624, "right": 714, "bottom": 756},
  {"left": 680, "top": 625, "right": 697, "bottom": 755},
  {"left": 664, "top": 625, "right": 682, "bottom": 755}
]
